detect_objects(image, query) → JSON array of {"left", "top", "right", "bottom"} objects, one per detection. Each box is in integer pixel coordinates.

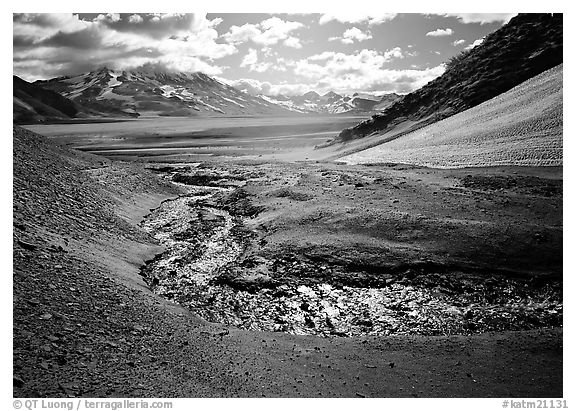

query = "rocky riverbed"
[{"left": 139, "top": 167, "right": 562, "bottom": 337}]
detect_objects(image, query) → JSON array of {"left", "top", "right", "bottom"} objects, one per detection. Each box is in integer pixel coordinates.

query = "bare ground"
[{"left": 13, "top": 127, "right": 562, "bottom": 397}]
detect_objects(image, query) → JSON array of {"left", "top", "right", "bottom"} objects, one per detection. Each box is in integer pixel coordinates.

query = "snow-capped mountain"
[
  {"left": 258, "top": 90, "right": 402, "bottom": 114},
  {"left": 34, "top": 67, "right": 293, "bottom": 117}
]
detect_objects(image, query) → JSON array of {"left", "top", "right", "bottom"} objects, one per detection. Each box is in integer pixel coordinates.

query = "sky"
[{"left": 13, "top": 13, "right": 516, "bottom": 96}]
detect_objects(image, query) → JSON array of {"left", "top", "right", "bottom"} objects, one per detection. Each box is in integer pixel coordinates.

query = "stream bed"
[{"left": 139, "top": 182, "right": 562, "bottom": 337}]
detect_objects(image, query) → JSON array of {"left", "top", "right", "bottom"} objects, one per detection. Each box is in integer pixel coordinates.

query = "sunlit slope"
[{"left": 341, "top": 64, "right": 562, "bottom": 168}]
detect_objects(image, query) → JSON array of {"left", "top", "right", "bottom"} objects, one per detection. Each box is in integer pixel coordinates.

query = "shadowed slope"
[{"left": 13, "top": 76, "right": 83, "bottom": 123}]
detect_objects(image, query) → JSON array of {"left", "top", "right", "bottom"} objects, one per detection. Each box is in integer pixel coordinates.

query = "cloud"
[
  {"left": 465, "top": 37, "right": 485, "bottom": 50},
  {"left": 283, "top": 36, "right": 302, "bottom": 49},
  {"left": 219, "top": 77, "right": 312, "bottom": 96},
  {"left": 220, "top": 46, "right": 438, "bottom": 97},
  {"left": 318, "top": 13, "right": 397, "bottom": 26},
  {"left": 240, "top": 48, "right": 258, "bottom": 67},
  {"left": 94, "top": 13, "right": 120, "bottom": 23},
  {"left": 426, "top": 28, "right": 454, "bottom": 37},
  {"left": 453, "top": 39, "right": 465, "bottom": 46},
  {"left": 13, "top": 13, "right": 236, "bottom": 80},
  {"left": 225, "top": 62, "right": 444, "bottom": 96},
  {"left": 222, "top": 16, "right": 304, "bottom": 47},
  {"left": 341, "top": 27, "right": 372, "bottom": 44},
  {"left": 128, "top": 14, "right": 143, "bottom": 24},
  {"left": 282, "top": 48, "right": 441, "bottom": 95},
  {"left": 329, "top": 27, "right": 373, "bottom": 44},
  {"left": 442, "top": 13, "right": 516, "bottom": 24},
  {"left": 239, "top": 48, "right": 271, "bottom": 73}
]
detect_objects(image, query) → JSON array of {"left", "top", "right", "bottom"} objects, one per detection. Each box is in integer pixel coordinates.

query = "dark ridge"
[
  {"left": 13, "top": 75, "right": 80, "bottom": 123},
  {"left": 335, "top": 13, "right": 563, "bottom": 143}
]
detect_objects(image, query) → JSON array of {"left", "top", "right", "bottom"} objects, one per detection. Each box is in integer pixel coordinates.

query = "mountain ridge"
[
  {"left": 13, "top": 75, "right": 89, "bottom": 123},
  {"left": 259, "top": 90, "right": 401, "bottom": 114},
  {"left": 33, "top": 67, "right": 296, "bottom": 118},
  {"left": 334, "top": 13, "right": 563, "bottom": 143}
]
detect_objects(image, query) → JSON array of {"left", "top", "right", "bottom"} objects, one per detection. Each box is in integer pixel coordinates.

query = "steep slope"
[
  {"left": 335, "top": 13, "right": 562, "bottom": 143},
  {"left": 35, "top": 67, "right": 293, "bottom": 117},
  {"left": 341, "top": 64, "right": 562, "bottom": 168},
  {"left": 13, "top": 76, "right": 84, "bottom": 123}
]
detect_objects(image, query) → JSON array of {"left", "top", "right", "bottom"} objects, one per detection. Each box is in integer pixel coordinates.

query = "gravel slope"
[
  {"left": 13, "top": 127, "right": 562, "bottom": 397},
  {"left": 341, "top": 64, "right": 562, "bottom": 168}
]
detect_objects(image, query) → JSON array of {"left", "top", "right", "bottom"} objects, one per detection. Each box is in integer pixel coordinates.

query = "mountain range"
[
  {"left": 30, "top": 67, "right": 293, "bottom": 119},
  {"left": 259, "top": 90, "right": 401, "bottom": 114},
  {"left": 14, "top": 67, "right": 403, "bottom": 123}
]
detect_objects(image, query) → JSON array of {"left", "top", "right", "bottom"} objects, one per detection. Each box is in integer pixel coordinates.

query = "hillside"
[
  {"left": 35, "top": 67, "right": 294, "bottom": 118},
  {"left": 334, "top": 13, "right": 562, "bottom": 143},
  {"left": 341, "top": 64, "right": 562, "bottom": 168},
  {"left": 13, "top": 76, "right": 84, "bottom": 123}
]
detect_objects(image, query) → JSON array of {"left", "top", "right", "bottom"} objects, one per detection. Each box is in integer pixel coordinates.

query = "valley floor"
[{"left": 13, "top": 127, "right": 562, "bottom": 398}]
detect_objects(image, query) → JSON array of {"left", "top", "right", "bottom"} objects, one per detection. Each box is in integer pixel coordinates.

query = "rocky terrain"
[
  {"left": 33, "top": 67, "right": 295, "bottom": 118},
  {"left": 334, "top": 13, "right": 562, "bottom": 143},
  {"left": 139, "top": 169, "right": 561, "bottom": 338},
  {"left": 13, "top": 126, "right": 562, "bottom": 397}
]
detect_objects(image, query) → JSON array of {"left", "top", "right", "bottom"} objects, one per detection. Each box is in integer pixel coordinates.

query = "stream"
[{"left": 139, "top": 178, "right": 562, "bottom": 337}]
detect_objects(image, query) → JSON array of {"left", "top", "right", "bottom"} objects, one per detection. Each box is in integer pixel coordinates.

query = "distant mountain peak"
[
  {"left": 262, "top": 89, "right": 401, "bottom": 114},
  {"left": 302, "top": 91, "right": 321, "bottom": 100},
  {"left": 323, "top": 91, "right": 341, "bottom": 98}
]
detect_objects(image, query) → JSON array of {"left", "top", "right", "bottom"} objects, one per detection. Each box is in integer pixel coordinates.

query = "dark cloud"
[
  {"left": 40, "top": 27, "right": 103, "bottom": 49},
  {"left": 13, "top": 35, "right": 36, "bottom": 48},
  {"left": 13, "top": 13, "right": 232, "bottom": 81}
]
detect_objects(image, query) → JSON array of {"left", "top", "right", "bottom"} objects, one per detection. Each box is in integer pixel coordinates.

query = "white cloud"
[
  {"left": 465, "top": 37, "right": 485, "bottom": 50},
  {"left": 128, "top": 14, "right": 143, "bottom": 24},
  {"left": 342, "top": 27, "right": 372, "bottom": 43},
  {"left": 94, "top": 13, "right": 120, "bottom": 23},
  {"left": 426, "top": 28, "right": 454, "bottom": 37},
  {"left": 318, "top": 13, "right": 397, "bottom": 26},
  {"left": 209, "top": 17, "right": 223, "bottom": 28},
  {"left": 384, "top": 47, "right": 404, "bottom": 60},
  {"left": 285, "top": 48, "right": 440, "bottom": 95},
  {"left": 227, "top": 62, "right": 445, "bottom": 96},
  {"left": 453, "top": 39, "right": 465, "bottom": 46},
  {"left": 241, "top": 48, "right": 258, "bottom": 67},
  {"left": 221, "top": 23, "right": 261, "bottom": 43},
  {"left": 222, "top": 17, "right": 304, "bottom": 47},
  {"left": 283, "top": 36, "right": 302, "bottom": 49},
  {"left": 219, "top": 77, "right": 312, "bottom": 96},
  {"left": 239, "top": 48, "right": 272, "bottom": 73},
  {"left": 443, "top": 13, "right": 516, "bottom": 24}
]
